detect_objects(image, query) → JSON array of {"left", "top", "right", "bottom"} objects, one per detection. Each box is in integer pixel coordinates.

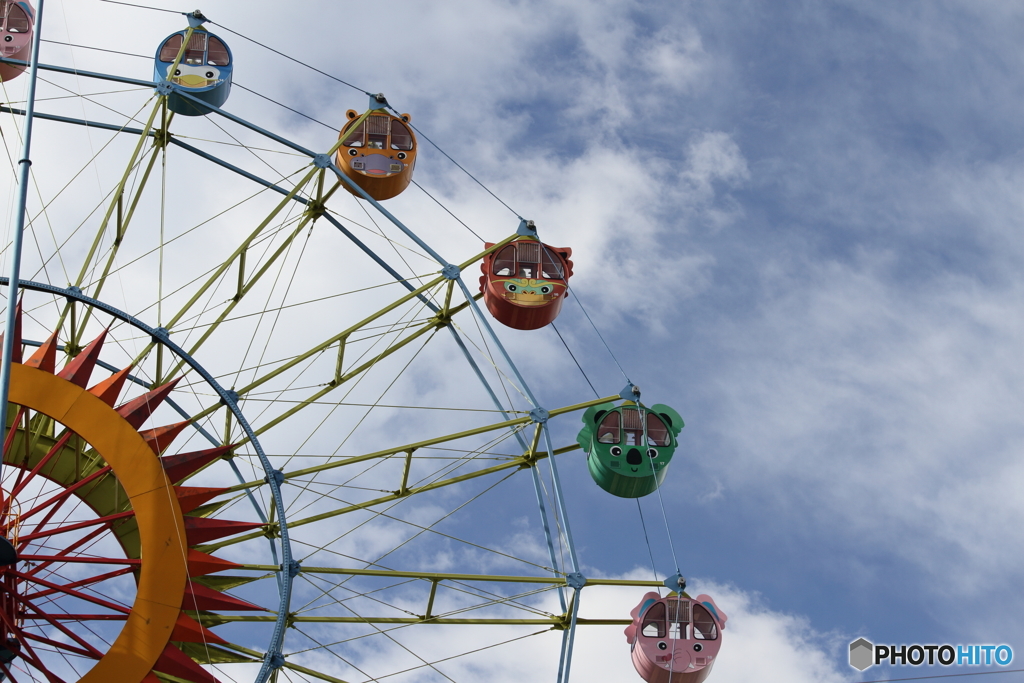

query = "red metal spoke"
[
  {"left": 19, "top": 555, "right": 139, "bottom": 567},
  {"left": 18, "top": 509, "right": 134, "bottom": 544},
  {"left": 18, "top": 632, "right": 98, "bottom": 660},
  {"left": 11, "top": 593, "right": 106, "bottom": 660},
  {"left": 0, "top": 606, "right": 67, "bottom": 683},
  {"left": 24, "top": 566, "right": 134, "bottom": 601},
  {"left": 18, "top": 466, "right": 113, "bottom": 522},
  {"left": 18, "top": 614, "right": 128, "bottom": 621},
  {"left": 20, "top": 494, "right": 70, "bottom": 549},
  {"left": 0, "top": 660, "right": 17, "bottom": 683},
  {"left": 10, "top": 571, "right": 131, "bottom": 615},
  {"left": 22, "top": 524, "right": 110, "bottom": 578},
  {"left": 1, "top": 406, "right": 26, "bottom": 454},
  {"left": 8, "top": 430, "right": 74, "bottom": 501}
]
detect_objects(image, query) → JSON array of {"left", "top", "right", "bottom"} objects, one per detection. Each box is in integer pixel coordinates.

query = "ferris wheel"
[{"left": 0, "top": 4, "right": 719, "bottom": 683}]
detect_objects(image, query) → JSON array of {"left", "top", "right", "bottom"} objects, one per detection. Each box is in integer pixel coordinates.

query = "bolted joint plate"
[
  {"left": 619, "top": 383, "right": 641, "bottom": 401},
  {"left": 529, "top": 407, "right": 549, "bottom": 424},
  {"left": 287, "top": 560, "right": 301, "bottom": 578},
  {"left": 517, "top": 218, "right": 538, "bottom": 236},
  {"left": 312, "top": 153, "right": 332, "bottom": 169},
  {"left": 265, "top": 651, "right": 286, "bottom": 669},
  {"left": 441, "top": 263, "right": 461, "bottom": 280},
  {"left": 155, "top": 81, "right": 175, "bottom": 96},
  {"left": 565, "top": 572, "right": 587, "bottom": 589},
  {"left": 265, "top": 469, "right": 285, "bottom": 486},
  {"left": 220, "top": 389, "right": 240, "bottom": 407},
  {"left": 663, "top": 573, "right": 686, "bottom": 593}
]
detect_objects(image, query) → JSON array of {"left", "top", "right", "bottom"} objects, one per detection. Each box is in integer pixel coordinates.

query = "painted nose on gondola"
[{"left": 626, "top": 448, "right": 643, "bottom": 466}]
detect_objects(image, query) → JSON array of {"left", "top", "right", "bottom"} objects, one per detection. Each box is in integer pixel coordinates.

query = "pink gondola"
[
  {"left": 624, "top": 592, "right": 727, "bottom": 683},
  {"left": 0, "top": 1, "right": 34, "bottom": 83}
]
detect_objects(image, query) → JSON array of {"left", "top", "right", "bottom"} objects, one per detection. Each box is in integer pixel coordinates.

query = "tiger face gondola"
[
  {"left": 577, "top": 401, "right": 683, "bottom": 498},
  {"left": 479, "top": 237, "right": 573, "bottom": 330},
  {"left": 335, "top": 109, "right": 417, "bottom": 201}
]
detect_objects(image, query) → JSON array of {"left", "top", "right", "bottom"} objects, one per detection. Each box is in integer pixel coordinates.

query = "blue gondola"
[{"left": 154, "top": 14, "right": 232, "bottom": 116}]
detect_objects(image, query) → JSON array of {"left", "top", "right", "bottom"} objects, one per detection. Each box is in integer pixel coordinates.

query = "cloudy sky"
[{"left": 1, "top": 0, "right": 1022, "bottom": 682}]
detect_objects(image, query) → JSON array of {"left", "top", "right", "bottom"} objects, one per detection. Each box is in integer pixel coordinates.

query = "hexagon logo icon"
[{"left": 850, "top": 638, "right": 874, "bottom": 671}]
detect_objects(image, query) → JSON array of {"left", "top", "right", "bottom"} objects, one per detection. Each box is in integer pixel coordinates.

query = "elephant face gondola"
[{"left": 577, "top": 401, "right": 683, "bottom": 498}]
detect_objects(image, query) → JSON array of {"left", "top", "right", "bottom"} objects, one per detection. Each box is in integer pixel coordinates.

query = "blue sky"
[{"left": 1, "top": 0, "right": 1021, "bottom": 681}]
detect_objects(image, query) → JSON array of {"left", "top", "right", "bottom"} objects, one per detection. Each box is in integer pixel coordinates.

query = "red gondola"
[
  {"left": 0, "top": 1, "right": 34, "bottom": 83},
  {"left": 624, "top": 592, "right": 727, "bottom": 683},
  {"left": 478, "top": 237, "right": 573, "bottom": 330}
]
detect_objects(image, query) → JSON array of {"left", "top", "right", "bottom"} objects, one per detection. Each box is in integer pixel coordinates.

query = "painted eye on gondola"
[
  {"left": 647, "top": 448, "right": 658, "bottom": 458},
  {"left": 348, "top": 148, "right": 359, "bottom": 156},
  {"left": 3, "top": 36, "right": 11, "bottom": 42},
  {"left": 174, "top": 69, "right": 181, "bottom": 76},
  {"left": 658, "top": 642, "right": 667, "bottom": 651},
  {"left": 505, "top": 283, "right": 518, "bottom": 293},
  {"left": 539, "top": 285, "right": 551, "bottom": 294},
  {"left": 693, "top": 643, "right": 703, "bottom": 652},
  {"left": 205, "top": 71, "right": 215, "bottom": 78},
  {"left": 610, "top": 446, "right": 622, "bottom": 456},
  {"left": 397, "top": 152, "right": 407, "bottom": 160}
]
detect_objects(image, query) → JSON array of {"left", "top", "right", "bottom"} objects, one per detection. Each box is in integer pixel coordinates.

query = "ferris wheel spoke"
[
  {"left": 0, "top": 629, "right": 66, "bottom": 683},
  {"left": 1, "top": 407, "right": 25, "bottom": 456},
  {"left": 6, "top": 429, "right": 74, "bottom": 501},
  {"left": 4, "top": 593, "right": 104, "bottom": 663},
  {"left": 17, "top": 465, "right": 113, "bottom": 521},
  {"left": 17, "top": 508, "right": 134, "bottom": 544},
  {"left": 15, "top": 632, "right": 98, "bottom": 661},
  {"left": 21, "top": 566, "right": 135, "bottom": 601},
  {"left": 19, "top": 526, "right": 115, "bottom": 578},
  {"left": 9, "top": 572, "right": 131, "bottom": 617}
]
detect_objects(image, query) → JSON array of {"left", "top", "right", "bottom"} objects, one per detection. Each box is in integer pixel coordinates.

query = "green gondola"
[{"left": 577, "top": 401, "right": 684, "bottom": 498}]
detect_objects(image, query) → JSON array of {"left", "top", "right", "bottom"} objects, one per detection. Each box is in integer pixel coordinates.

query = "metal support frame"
[
  {"left": 0, "top": 59, "right": 604, "bottom": 682},
  {"left": 1, "top": 278, "right": 292, "bottom": 683},
  {"left": 0, "top": 0, "right": 45, "bottom": 480}
]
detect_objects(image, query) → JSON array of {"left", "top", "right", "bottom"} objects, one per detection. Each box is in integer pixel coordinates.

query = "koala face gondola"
[{"left": 577, "top": 401, "right": 683, "bottom": 498}]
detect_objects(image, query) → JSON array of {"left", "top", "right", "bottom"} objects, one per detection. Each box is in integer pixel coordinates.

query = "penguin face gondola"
[
  {"left": 478, "top": 238, "right": 573, "bottom": 330},
  {"left": 154, "top": 28, "right": 233, "bottom": 116},
  {"left": 624, "top": 592, "right": 727, "bottom": 683},
  {"left": 0, "top": 1, "right": 34, "bottom": 83},
  {"left": 577, "top": 401, "right": 683, "bottom": 498},
  {"left": 335, "top": 109, "right": 417, "bottom": 201}
]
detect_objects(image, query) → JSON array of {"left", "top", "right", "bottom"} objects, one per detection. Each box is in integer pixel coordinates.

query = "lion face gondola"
[
  {"left": 479, "top": 237, "right": 573, "bottom": 330},
  {"left": 577, "top": 401, "right": 683, "bottom": 498},
  {"left": 624, "top": 592, "right": 727, "bottom": 683},
  {"left": 154, "top": 27, "right": 233, "bottom": 116},
  {"left": 0, "top": 1, "right": 34, "bottom": 83},
  {"left": 335, "top": 109, "right": 417, "bottom": 201}
]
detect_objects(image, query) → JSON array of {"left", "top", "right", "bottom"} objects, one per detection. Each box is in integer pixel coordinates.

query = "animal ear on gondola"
[{"left": 651, "top": 404, "right": 684, "bottom": 435}]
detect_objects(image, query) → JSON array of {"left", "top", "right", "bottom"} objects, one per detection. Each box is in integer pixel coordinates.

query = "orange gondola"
[
  {"left": 335, "top": 106, "right": 417, "bottom": 201},
  {"left": 479, "top": 236, "right": 573, "bottom": 330},
  {"left": 0, "top": 1, "right": 34, "bottom": 83}
]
